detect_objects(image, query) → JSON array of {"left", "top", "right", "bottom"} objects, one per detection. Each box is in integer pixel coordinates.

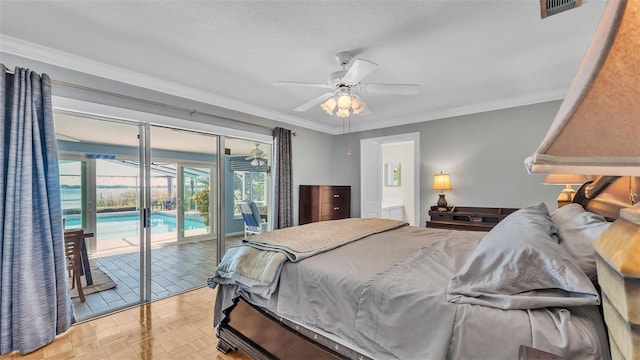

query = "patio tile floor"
[{"left": 71, "top": 236, "right": 242, "bottom": 322}]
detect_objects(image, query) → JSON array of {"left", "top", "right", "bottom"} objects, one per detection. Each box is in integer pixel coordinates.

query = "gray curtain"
[
  {"left": 273, "top": 127, "right": 293, "bottom": 229},
  {"left": 0, "top": 65, "right": 73, "bottom": 355}
]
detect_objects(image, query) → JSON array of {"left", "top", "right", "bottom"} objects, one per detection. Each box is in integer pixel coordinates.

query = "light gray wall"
[
  {"left": 285, "top": 125, "right": 336, "bottom": 225},
  {"left": 4, "top": 53, "right": 567, "bottom": 227},
  {"left": 331, "top": 101, "right": 566, "bottom": 226}
]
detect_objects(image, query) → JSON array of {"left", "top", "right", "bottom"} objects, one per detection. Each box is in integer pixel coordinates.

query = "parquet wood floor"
[{"left": 5, "top": 287, "right": 250, "bottom": 360}]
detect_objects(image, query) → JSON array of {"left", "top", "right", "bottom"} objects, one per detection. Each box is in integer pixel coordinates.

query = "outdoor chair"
[
  {"left": 239, "top": 201, "right": 266, "bottom": 237},
  {"left": 64, "top": 228, "right": 86, "bottom": 302}
]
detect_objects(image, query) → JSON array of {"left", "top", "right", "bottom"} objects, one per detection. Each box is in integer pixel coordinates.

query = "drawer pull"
[
  {"left": 333, "top": 194, "right": 340, "bottom": 198},
  {"left": 333, "top": 206, "right": 340, "bottom": 210}
]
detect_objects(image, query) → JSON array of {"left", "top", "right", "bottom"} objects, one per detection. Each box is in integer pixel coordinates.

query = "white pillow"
[
  {"left": 447, "top": 203, "right": 599, "bottom": 310},
  {"left": 551, "top": 203, "right": 611, "bottom": 280}
]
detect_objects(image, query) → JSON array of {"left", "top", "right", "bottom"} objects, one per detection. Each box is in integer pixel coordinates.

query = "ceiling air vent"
[{"left": 540, "top": 0, "right": 582, "bottom": 18}]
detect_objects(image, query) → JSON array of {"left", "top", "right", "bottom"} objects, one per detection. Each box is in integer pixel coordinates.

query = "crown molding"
[
  {"left": 0, "top": 35, "right": 336, "bottom": 134},
  {"left": 1, "top": 35, "right": 569, "bottom": 136},
  {"left": 347, "top": 87, "right": 568, "bottom": 133}
]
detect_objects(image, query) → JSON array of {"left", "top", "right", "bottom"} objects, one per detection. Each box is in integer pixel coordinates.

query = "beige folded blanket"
[{"left": 244, "top": 217, "right": 408, "bottom": 261}]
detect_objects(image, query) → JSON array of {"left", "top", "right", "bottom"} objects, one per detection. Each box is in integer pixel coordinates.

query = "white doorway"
[{"left": 360, "top": 132, "right": 420, "bottom": 226}]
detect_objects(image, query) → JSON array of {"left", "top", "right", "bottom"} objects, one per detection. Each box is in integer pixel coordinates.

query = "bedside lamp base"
[
  {"left": 557, "top": 186, "right": 577, "bottom": 208},
  {"left": 437, "top": 192, "right": 448, "bottom": 212}
]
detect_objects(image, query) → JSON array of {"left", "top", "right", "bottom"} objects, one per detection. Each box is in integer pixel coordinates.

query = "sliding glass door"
[
  {"left": 148, "top": 127, "right": 218, "bottom": 300},
  {"left": 224, "top": 138, "right": 272, "bottom": 251},
  {"left": 57, "top": 114, "right": 144, "bottom": 319},
  {"left": 55, "top": 111, "right": 273, "bottom": 319}
]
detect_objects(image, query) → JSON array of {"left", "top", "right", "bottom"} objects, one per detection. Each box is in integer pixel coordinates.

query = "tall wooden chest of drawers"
[{"left": 299, "top": 185, "right": 351, "bottom": 225}]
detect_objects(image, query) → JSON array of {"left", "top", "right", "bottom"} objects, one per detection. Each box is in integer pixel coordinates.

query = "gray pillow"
[
  {"left": 447, "top": 203, "right": 599, "bottom": 309},
  {"left": 551, "top": 203, "right": 611, "bottom": 280}
]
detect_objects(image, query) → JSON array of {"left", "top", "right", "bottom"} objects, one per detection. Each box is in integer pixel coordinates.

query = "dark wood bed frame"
[
  {"left": 216, "top": 297, "right": 355, "bottom": 360},
  {"left": 215, "top": 176, "right": 639, "bottom": 360}
]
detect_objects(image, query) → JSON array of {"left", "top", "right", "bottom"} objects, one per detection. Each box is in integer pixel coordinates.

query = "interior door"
[{"left": 360, "top": 139, "right": 382, "bottom": 218}]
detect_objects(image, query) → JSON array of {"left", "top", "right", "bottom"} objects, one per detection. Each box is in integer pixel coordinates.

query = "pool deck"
[
  {"left": 96, "top": 230, "right": 206, "bottom": 256},
  {"left": 93, "top": 209, "right": 210, "bottom": 256}
]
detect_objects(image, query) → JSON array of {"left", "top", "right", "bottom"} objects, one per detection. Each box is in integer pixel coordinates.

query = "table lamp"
[
  {"left": 542, "top": 174, "right": 590, "bottom": 207},
  {"left": 433, "top": 171, "right": 452, "bottom": 211}
]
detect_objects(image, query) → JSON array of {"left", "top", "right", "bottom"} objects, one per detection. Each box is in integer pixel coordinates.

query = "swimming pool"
[{"left": 64, "top": 211, "right": 206, "bottom": 241}]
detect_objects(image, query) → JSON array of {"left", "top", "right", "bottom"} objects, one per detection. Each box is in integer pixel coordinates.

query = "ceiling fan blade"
[
  {"left": 342, "top": 59, "right": 378, "bottom": 84},
  {"left": 356, "top": 83, "right": 421, "bottom": 95},
  {"left": 273, "top": 81, "right": 332, "bottom": 89},
  {"left": 359, "top": 103, "right": 372, "bottom": 116},
  {"left": 294, "top": 91, "right": 336, "bottom": 112}
]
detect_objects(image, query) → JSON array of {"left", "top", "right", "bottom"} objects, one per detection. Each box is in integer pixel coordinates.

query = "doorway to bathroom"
[{"left": 360, "top": 132, "right": 420, "bottom": 226}]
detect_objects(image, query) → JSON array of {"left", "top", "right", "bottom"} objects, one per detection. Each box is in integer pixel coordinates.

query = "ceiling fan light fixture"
[
  {"left": 351, "top": 96, "right": 365, "bottom": 114},
  {"left": 337, "top": 108, "right": 351, "bottom": 118},
  {"left": 337, "top": 93, "right": 352, "bottom": 109},
  {"left": 321, "top": 97, "right": 337, "bottom": 115},
  {"left": 321, "top": 92, "right": 367, "bottom": 118},
  {"left": 276, "top": 51, "right": 420, "bottom": 118},
  {"left": 246, "top": 143, "right": 268, "bottom": 167}
]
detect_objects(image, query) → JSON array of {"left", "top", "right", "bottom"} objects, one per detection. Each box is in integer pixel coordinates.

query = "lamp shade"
[
  {"left": 525, "top": 0, "right": 640, "bottom": 176},
  {"left": 321, "top": 97, "right": 337, "bottom": 115},
  {"left": 433, "top": 172, "right": 452, "bottom": 191},
  {"left": 542, "top": 174, "right": 591, "bottom": 185},
  {"left": 337, "top": 93, "right": 352, "bottom": 109}
]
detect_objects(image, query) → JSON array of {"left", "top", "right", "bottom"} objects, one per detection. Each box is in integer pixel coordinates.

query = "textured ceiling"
[{"left": 0, "top": 1, "right": 606, "bottom": 134}]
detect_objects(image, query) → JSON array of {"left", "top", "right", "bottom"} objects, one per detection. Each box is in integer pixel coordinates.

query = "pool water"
[{"left": 64, "top": 211, "right": 206, "bottom": 241}]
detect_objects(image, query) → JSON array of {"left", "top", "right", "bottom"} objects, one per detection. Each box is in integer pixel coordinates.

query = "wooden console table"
[{"left": 426, "top": 206, "right": 518, "bottom": 231}]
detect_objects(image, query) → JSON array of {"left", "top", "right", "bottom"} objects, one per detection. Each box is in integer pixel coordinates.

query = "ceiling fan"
[
  {"left": 273, "top": 51, "right": 421, "bottom": 116},
  {"left": 246, "top": 144, "right": 267, "bottom": 166}
]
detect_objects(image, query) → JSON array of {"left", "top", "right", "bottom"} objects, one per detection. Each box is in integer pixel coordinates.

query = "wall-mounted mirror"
[{"left": 384, "top": 163, "right": 401, "bottom": 186}]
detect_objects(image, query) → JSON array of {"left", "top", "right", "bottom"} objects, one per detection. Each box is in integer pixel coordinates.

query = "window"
[{"left": 233, "top": 170, "right": 268, "bottom": 217}]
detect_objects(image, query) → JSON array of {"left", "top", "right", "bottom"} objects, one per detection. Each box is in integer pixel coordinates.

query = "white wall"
[{"left": 332, "top": 101, "right": 566, "bottom": 226}]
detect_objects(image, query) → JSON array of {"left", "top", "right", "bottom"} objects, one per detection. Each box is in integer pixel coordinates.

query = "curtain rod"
[
  {"left": 52, "top": 79, "right": 294, "bottom": 134},
  {"left": 4, "top": 67, "right": 295, "bottom": 136}
]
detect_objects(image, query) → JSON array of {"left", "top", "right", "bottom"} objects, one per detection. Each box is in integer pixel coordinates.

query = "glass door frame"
[
  {"left": 177, "top": 162, "right": 216, "bottom": 243},
  {"left": 58, "top": 153, "right": 96, "bottom": 254},
  {"left": 140, "top": 123, "right": 152, "bottom": 302},
  {"left": 57, "top": 115, "right": 148, "bottom": 309}
]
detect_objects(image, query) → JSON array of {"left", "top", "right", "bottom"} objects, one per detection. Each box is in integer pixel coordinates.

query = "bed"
[{"left": 208, "top": 176, "right": 639, "bottom": 360}]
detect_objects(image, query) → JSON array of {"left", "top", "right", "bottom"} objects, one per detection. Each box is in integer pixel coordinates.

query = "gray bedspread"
[
  {"left": 213, "top": 216, "right": 610, "bottom": 359},
  {"left": 209, "top": 218, "right": 407, "bottom": 297}
]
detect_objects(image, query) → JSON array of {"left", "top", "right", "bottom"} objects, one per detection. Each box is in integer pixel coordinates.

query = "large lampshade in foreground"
[
  {"left": 526, "top": 2, "right": 640, "bottom": 359},
  {"left": 525, "top": 0, "right": 640, "bottom": 176}
]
